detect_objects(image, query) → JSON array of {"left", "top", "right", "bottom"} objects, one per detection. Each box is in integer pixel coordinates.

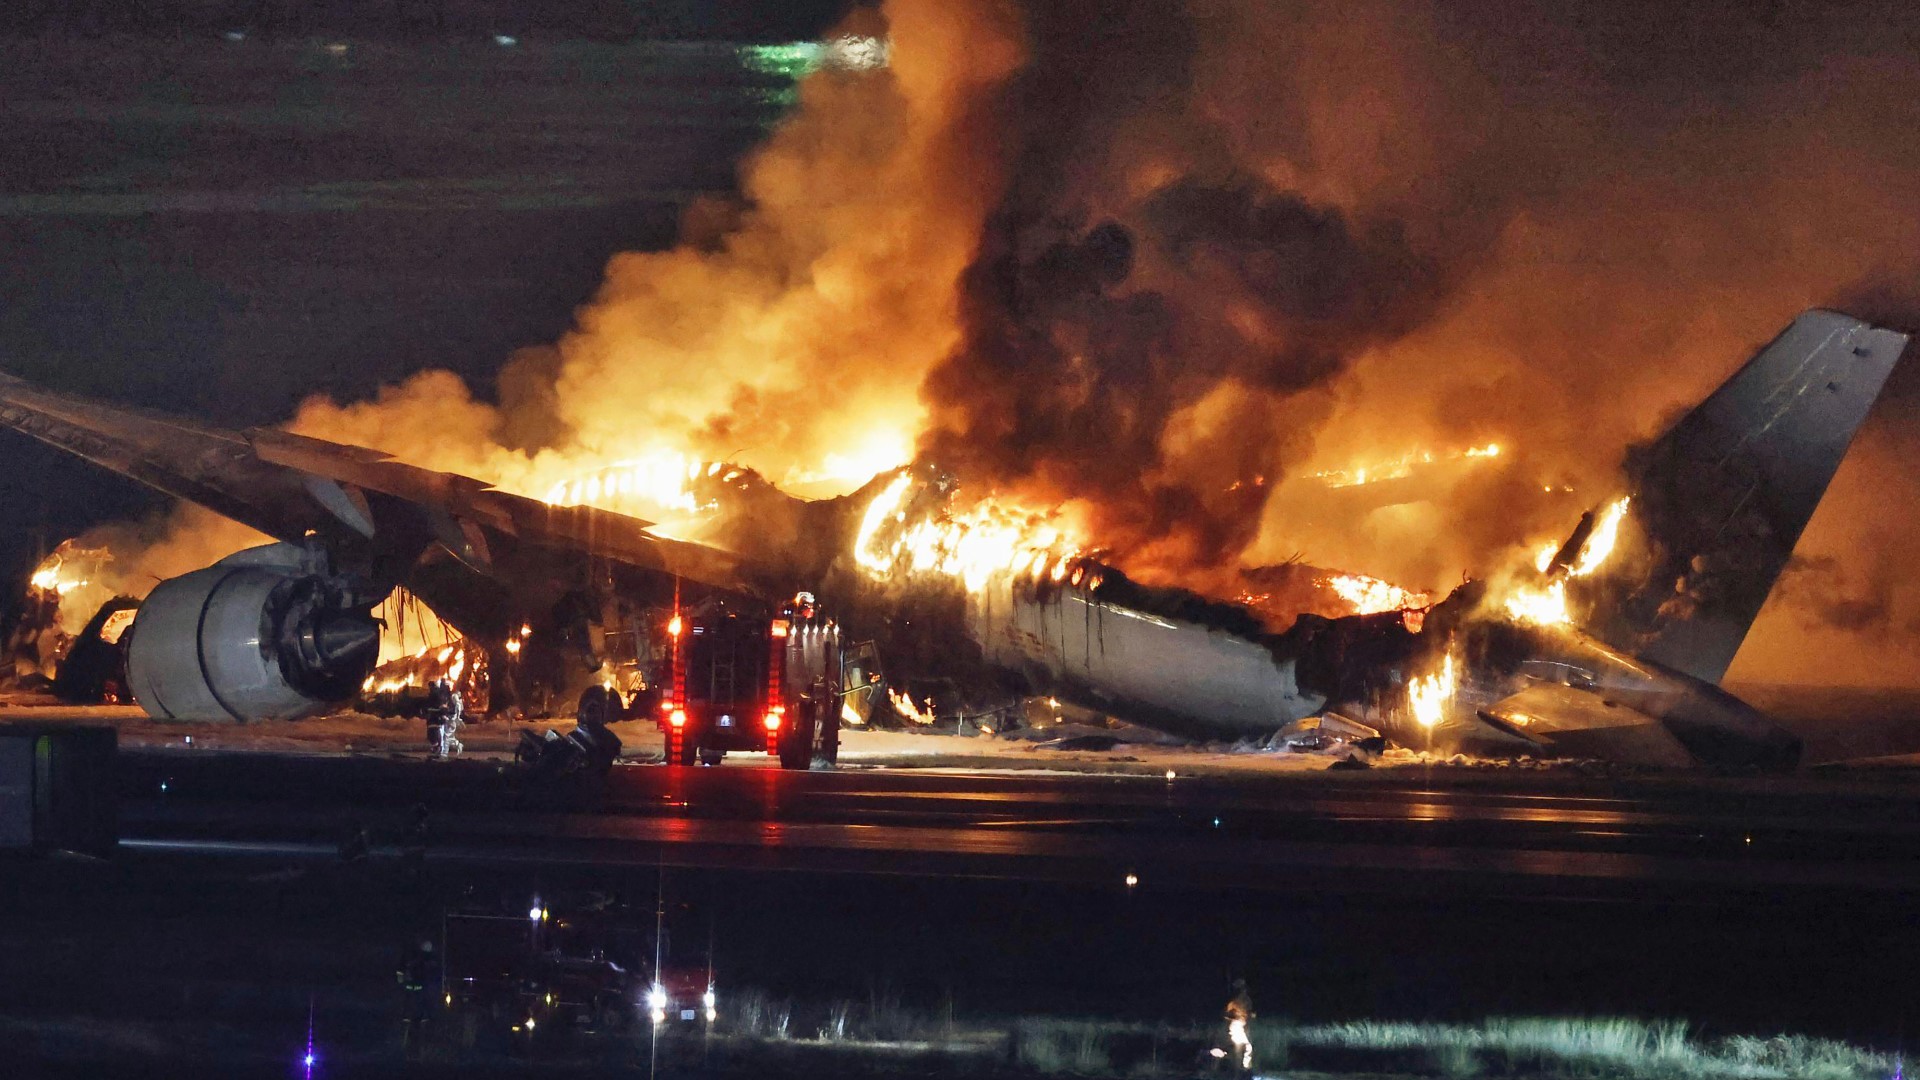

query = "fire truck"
[{"left": 577, "top": 594, "right": 846, "bottom": 769}]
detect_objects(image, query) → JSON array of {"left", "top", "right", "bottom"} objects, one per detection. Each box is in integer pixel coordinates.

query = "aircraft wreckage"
[{"left": 0, "top": 309, "right": 1906, "bottom": 769}]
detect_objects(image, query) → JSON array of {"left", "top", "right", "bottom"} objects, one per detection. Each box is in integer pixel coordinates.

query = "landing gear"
[{"left": 698, "top": 747, "right": 725, "bottom": 766}]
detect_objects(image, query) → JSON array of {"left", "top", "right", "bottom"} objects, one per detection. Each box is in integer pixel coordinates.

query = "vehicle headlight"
[
  {"left": 648, "top": 986, "right": 668, "bottom": 1010},
  {"left": 702, "top": 989, "right": 716, "bottom": 1008}
]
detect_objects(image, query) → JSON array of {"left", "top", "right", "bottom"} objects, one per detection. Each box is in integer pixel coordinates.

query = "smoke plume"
[{"left": 85, "top": 0, "right": 1920, "bottom": 685}]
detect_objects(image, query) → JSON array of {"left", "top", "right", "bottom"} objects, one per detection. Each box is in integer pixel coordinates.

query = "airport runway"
[{"left": 114, "top": 749, "right": 1920, "bottom": 897}]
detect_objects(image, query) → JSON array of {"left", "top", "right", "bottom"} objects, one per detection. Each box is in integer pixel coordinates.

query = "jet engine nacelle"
[{"left": 125, "top": 545, "right": 381, "bottom": 722}]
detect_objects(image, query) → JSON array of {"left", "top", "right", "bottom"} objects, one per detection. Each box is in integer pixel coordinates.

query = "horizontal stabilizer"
[{"left": 1480, "top": 683, "right": 1696, "bottom": 767}]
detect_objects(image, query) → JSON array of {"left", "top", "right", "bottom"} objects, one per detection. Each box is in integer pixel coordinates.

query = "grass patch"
[
  {"left": 1290, "top": 1016, "right": 1898, "bottom": 1079},
  {"left": 684, "top": 994, "right": 1900, "bottom": 1080}
]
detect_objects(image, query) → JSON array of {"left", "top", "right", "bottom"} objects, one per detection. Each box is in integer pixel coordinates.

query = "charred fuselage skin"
[{"left": 968, "top": 569, "right": 1324, "bottom": 741}]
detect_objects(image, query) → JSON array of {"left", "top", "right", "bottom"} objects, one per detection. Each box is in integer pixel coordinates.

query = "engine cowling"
[{"left": 125, "top": 547, "right": 380, "bottom": 722}]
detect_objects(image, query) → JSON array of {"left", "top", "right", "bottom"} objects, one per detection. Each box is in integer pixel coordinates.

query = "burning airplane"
[{"left": 0, "top": 309, "right": 1905, "bottom": 768}]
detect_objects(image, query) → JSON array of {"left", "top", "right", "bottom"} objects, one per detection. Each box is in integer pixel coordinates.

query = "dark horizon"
[{"left": 0, "top": 0, "right": 854, "bottom": 43}]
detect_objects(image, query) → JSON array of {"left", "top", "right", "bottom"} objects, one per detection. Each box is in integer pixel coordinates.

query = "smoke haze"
[{"left": 93, "top": 0, "right": 1920, "bottom": 686}]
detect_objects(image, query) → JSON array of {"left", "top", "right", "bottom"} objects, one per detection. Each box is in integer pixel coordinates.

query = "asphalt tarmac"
[
  {"left": 8, "top": 743, "right": 1918, "bottom": 1073},
  {"left": 116, "top": 748, "right": 1920, "bottom": 898}
]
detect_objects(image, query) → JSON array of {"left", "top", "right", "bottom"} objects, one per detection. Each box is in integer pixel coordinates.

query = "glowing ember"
[
  {"left": 98, "top": 607, "right": 138, "bottom": 645},
  {"left": 1323, "top": 572, "right": 1429, "bottom": 614},
  {"left": 888, "top": 688, "right": 936, "bottom": 725},
  {"left": 855, "top": 474, "right": 1083, "bottom": 593},
  {"left": 1407, "top": 651, "right": 1457, "bottom": 728},
  {"left": 361, "top": 639, "right": 480, "bottom": 703},
  {"left": 1310, "top": 442, "right": 1506, "bottom": 489}
]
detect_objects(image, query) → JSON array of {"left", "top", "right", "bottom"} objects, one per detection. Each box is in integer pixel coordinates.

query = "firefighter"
[
  {"left": 1224, "top": 978, "right": 1255, "bottom": 1072},
  {"left": 397, "top": 938, "right": 436, "bottom": 1057},
  {"left": 425, "top": 679, "right": 465, "bottom": 758}
]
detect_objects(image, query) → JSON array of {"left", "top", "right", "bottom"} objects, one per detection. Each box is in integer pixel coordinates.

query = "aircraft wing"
[{"left": 0, "top": 371, "right": 753, "bottom": 597}]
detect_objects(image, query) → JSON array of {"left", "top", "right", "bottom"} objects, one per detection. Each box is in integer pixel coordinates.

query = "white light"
[
  {"left": 702, "top": 988, "right": 716, "bottom": 1008},
  {"left": 651, "top": 1008, "right": 666, "bottom": 1025},
  {"left": 706, "top": 1008, "right": 717, "bottom": 1023},
  {"left": 528, "top": 905, "right": 542, "bottom": 920},
  {"left": 1124, "top": 872, "right": 1139, "bottom": 888},
  {"left": 525, "top": 1017, "right": 535, "bottom": 1030},
  {"left": 494, "top": 34, "right": 518, "bottom": 46},
  {"left": 303, "top": 1053, "right": 315, "bottom": 1066},
  {"left": 648, "top": 986, "right": 668, "bottom": 1010},
  {"left": 1164, "top": 770, "right": 1176, "bottom": 780}
]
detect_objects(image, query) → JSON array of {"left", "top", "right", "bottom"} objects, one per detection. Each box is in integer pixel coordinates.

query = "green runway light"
[{"left": 740, "top": 43, "right": 823, "bottom": 79}]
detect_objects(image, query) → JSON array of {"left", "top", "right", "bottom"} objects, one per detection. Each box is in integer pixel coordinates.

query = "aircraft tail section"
[{"left": 1582, "top": 309, "right": 1908, "bottom": 684}]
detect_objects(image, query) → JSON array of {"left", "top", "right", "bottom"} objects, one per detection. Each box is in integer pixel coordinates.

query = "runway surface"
[{"left": 115, "top": 749, "right": 1920, "bottom": 897}]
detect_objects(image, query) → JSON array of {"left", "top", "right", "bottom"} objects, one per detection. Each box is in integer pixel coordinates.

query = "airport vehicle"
[
  {"left": 645, "top": 596, "right": 843, "bottom": 769},
  {"left": 0, "top": 310, "right": 1906, "bottom": 767},
  {"left": 644, "top": 962, "right": 718, "bottom": 1027},
  {"left": 559, "top": 592, "right": 846, "bottom": 769},
  {"left": 441, "top": 900, "right": 654, "bottom": 1044}
]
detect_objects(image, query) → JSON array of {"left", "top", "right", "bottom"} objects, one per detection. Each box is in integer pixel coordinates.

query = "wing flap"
[{"left": 1480, "top": 682, "right": 1696, "bottom": 767}]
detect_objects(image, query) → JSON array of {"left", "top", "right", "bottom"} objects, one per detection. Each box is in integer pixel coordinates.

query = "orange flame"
[
  {"left": 1407, "top": 650, "right": 1457, "bottom": 728},
  {"left": 1322, "top": 572, "right": 1430, "bottom": 614},
  {"left": 855, "top": 474, "right": 1083, "bottom": 593},
  {"left": 1502, "top": 496, "right": 1632, "bottom": 627},
  {"left": 1309, "top": 442, "right": 1505, "bottom": 489},
  {"left": 888, "top": 688, "right": 936, "bottom": 725}
]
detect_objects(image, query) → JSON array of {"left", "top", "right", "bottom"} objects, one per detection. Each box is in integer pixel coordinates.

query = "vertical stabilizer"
[{"left": 1583, "top": 309, "right": 1907, "bottom": 683}]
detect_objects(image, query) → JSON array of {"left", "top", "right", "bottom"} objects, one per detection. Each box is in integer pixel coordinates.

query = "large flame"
[
  {"left": 1569, "top": 496, "right": 1631, "bottom": 578},
  {"left": 1503, "top": 579, "right": 1572, "bottom": 627},
  {"left": 1503, "top": 496, "right": 1632, "bottom": 627},
  {"left": 28, "top": 555, "right": 89, "bottom": 597},
  {"left": 543, "top": 453, "right": 704, "bottom": 517},
  {"left": 1323, "top": 572, "right": 1430, "bottom": 614},
  {"left": 1407, "top": 650, "right": 1457, "bottom": 729},
  {"left": 854, "top": 473, "right": 1083, "bottom": 593}
]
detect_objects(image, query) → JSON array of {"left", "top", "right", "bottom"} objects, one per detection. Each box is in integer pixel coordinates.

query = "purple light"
[{"left": 303, "top": 996, "right": 316, "bottom": 1079}]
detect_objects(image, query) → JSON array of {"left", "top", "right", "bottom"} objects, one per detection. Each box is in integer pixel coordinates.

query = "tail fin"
[{"left": 1578, "top": 309, "right": 1908, "bottom": 683}]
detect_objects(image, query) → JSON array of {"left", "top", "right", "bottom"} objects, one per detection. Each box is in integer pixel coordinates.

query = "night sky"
[{"left": 0, "top": 3, "right": 841, "bottom": 627}]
